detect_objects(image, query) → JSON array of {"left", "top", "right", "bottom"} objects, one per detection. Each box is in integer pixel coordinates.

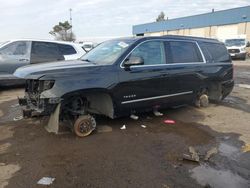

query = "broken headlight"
[{"left": 43, "top": 80, "right": 55, "bottom": 91}]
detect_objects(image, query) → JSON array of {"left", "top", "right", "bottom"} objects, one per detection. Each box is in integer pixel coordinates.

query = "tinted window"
[
  {"left": 129, "top": 41, "right": 165, "bottom": 65},
  {"left": 202, "top": 42, "right": 230, "bottom": 62},
  {"left": 0, "top": 41, "right": 29, "bottom": 55},
  {"left": 32, "top": 42, "right": 60, "bottom": 56},
  {"left": 31, "top": 42, "right": 64, "bottom": 63},
  {"left": 166, "top": 41, "right": 203, "bottom": 63},
  {"left": 58, "top": 44, "right": 77, "bottom": 55}
]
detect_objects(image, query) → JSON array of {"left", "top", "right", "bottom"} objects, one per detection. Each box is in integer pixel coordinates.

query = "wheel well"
[
  {"left": 195, "top": 82, "right": 222, "bottom": 102},
  {"left": 206, "top": 82, "right": 222, "bottom": 101},
  {"left": 61, "top": 90, "right": 114, "bottom": 119}
]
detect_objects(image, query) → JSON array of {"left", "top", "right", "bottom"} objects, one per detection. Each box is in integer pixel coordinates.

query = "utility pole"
[{"left": 69, "top": 8, "right": 73, "bottom": 41}]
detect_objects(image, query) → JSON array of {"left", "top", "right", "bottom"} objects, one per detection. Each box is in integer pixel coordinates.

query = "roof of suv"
[{"left": 115, "top": 35, "right": 221, "bottom": 44}]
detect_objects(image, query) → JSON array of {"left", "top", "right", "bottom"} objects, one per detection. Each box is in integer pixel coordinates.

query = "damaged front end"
[{"left": 19, "top": 79, "right": 60, "bottom": 118}]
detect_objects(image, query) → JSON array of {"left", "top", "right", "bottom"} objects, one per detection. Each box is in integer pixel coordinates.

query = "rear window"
[
  {"left": 201, "top": 42, "right": 230, "bottom": 63},
  {"left": 166, "top": 41, "right": 203, "bottom": 63},
  {"left": 57, "top": 44, "right": 77, "bottom": 55}
]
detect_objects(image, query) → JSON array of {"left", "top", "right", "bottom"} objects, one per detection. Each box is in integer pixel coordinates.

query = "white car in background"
[
  {"left": 225, "top": 38, "right": 250, "bottom": 60},
  {"left": 0, "top": 39, "right": 86, "bottom": 86}
]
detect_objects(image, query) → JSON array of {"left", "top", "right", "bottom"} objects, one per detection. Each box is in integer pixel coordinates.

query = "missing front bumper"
[{"left": 18, "top": 96, "right": 58, "bottom": 118}]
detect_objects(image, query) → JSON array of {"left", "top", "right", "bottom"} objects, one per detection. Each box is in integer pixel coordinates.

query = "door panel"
[
  {"left": 114, "top": 40, "right": 206, "bottom": 115},
  {"left": 114, "top": 41, "right": 170, "bottom": 114},
  {"left": 163, "top": 40, "right": 205, "bottom": 98}
]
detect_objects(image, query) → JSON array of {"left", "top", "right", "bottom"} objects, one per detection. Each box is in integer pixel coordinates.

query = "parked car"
[
  {"left": 0, "top": 39, "right": 85, "bottom": 86},
  {"left": 225, "top": 38, "right": 250, "bottom": 60},
  {"left": 14, "top": 35, "right": 234, "bottom": 137}
]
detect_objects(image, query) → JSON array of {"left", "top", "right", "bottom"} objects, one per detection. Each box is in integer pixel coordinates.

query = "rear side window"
[
  {"left": 201, "top": 42, "right": 230, "bottom": 63},
  {"left": 57, "top": 44, "right": 77, "bottom": 55},
  {"left": 166, "top": 41, "right": 203, "bottom": 63},
  {"left": 32, "top": 42, "right": 60, "bottom": 56},
  {"left": 31, "top": 42, "right": 64, "bottom": 63}
]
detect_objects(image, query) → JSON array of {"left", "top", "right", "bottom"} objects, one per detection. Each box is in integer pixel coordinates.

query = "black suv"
[{"left": 14, "top": 36, "right": 234, "bottom": 137}]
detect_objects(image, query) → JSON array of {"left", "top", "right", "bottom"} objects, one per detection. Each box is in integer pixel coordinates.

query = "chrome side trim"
[
  {"left": 120, "top": 39, "right": 206, "bottom": 69},
  {"left": 130, "top": 62, "right": 204, "bottom": 68},
  {"left": 121, "top": 91, "right": 193, "bottom": 104}
]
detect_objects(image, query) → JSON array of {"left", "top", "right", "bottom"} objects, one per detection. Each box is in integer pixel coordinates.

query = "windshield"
[
  {"left": 0, "top": 41, "right": 10, "bottom": 48},
  {"left": 225, "top": 39, "right": 245, "bottom": 47},
  {"left": 81, "top": 40, "right": 133, "bottom": 65}
]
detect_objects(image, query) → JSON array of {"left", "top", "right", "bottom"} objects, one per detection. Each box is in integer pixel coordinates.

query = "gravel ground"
[{"left": 0, "top": 60, "right": 250, "bottom": 188}]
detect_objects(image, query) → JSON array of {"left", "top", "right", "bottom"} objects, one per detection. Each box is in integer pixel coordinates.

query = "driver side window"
[
  {"left": 0, "top": 41, "right": 29, "bottom": 56},
  {"left": 129, "top": 41, "right": 165, "bottom": 65}
]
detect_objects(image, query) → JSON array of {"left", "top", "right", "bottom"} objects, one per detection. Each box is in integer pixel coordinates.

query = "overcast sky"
[{"left": 0, "top": 0, "right": 249, "bottom": 42}]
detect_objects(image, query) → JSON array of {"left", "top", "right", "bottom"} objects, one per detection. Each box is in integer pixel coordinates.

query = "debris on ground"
[
  {"left": 13, "top": 115, "right": 23, "bottom": 121},
  {"left": 238, "top": 84, "right": 250, "bottom": 89},
  {"left": 162, "top": 184, "right": 170, "bottom": 188},
  {"left": 141, "top": 125, "right": 147, "bottom": 128},
  {"left": 120, "top": 125, "right": 126, "bottom": 130},
  {"left": 188, "top": 146, "right": 200, "bottom": 162},
  {"left": 242, "top": 144, "right": 250, "bottom": 153},
  {"left": 183, "top": 146, "right": 219, "bottom": 163},
  {"left": 146, "top": 116, "right": 153, "bottom": 120},
  {"left": 153, "top": 109, "right": 163, "bottom": 116},
  {"left": 164, "top": 119, "right": 176, "bottom": 124},
  {"left": 37, "top": 177, "right": 55, "bottom": 185},
  {"left": 130, "top": 114, "right": 139, "bottom": 120},
  {"left": 204, "top": 147, "right": 218, "bottom": 161},
  {"left": 97, "top": 125, "right": 113, "bottom": 133},
  {"left": 182, "top": 153, "right": 199, "bottom": 163},
  {"left": 10, "top": 103, "right": 19, "bottom": 108}
]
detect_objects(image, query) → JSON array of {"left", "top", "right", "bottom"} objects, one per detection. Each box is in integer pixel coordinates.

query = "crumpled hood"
[{"left": 14, "top": 60, "right": 95, "bottom": 79}]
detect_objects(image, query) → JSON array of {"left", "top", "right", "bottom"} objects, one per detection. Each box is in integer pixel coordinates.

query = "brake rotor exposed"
[{"left": 74, "top": 115, "right": 96, "bottom": 137}]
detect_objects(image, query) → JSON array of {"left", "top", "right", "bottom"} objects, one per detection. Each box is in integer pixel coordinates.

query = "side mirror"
[
  {"left": 246, "top": 41, "right": 250, "bottom": 47},
  {"left": 124, "top": 56, "right": 144, "bottom": 67}
]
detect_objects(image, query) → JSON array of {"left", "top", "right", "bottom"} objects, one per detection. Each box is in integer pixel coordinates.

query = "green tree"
[
  {"left": 156, "top": 12, "right": 166, "bottom": 22},
  {"left": 49, "top": 21, "right": 76, "bottom": 41}
]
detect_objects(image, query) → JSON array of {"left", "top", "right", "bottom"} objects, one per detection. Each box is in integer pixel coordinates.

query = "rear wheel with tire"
[{"left": 195, "top": 88, "right": 209, "bottom": 108}]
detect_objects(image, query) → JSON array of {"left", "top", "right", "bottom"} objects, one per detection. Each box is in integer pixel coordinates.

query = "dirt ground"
[{"left": 0, "top": 60, "right": 250, "bottom": 188}]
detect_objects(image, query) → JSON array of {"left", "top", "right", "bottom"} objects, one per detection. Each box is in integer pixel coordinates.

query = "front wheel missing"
[{"left": 74, "top": 115, "right": 96, "bottom": 137}]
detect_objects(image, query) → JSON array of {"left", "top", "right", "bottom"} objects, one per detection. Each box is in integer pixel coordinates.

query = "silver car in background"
[{"left": 0, "top": 39, "right": 86, "bottom": 86}]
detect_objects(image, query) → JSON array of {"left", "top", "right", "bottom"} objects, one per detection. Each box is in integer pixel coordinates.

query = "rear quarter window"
[
  {"left": 57, "top": 44, "right": 77, "bottom": 55},
  {"left": 200, "top": 42, "right": 231, "bottom": 63}
]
